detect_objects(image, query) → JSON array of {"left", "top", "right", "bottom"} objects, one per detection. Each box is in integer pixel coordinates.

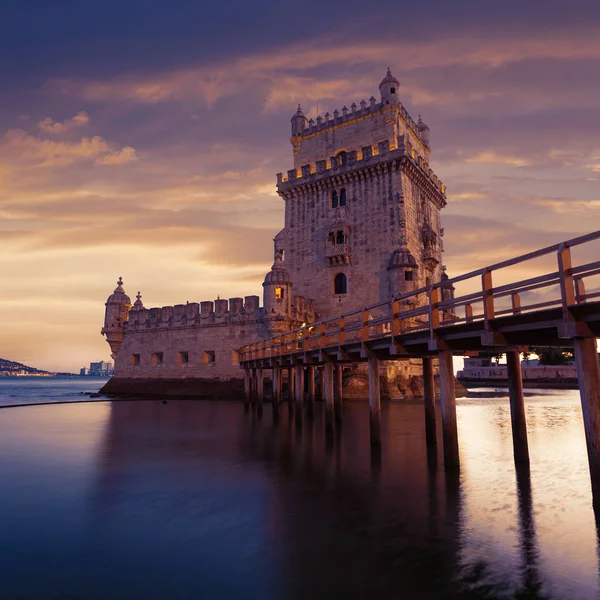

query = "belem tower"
[{"left": 101, "top": 69, "right": 450, "bottom": 398}]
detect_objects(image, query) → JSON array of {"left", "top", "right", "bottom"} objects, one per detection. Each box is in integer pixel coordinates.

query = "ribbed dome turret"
[
  {"left": 263, "top": 265, "right": 291, "bottom": 285},
  {"left": 291, "top": 104, "right": 308, "bottom": 136},
  {"left": 379, "top": 67, "right": 400, "bottom": 106},
  {"left": 106, "top": 277, "right": 131, "bottom": 305},
  {"left": 379, "top": 67, "right": 399, "bottom": 89},
  {"left": 417, "top": 115, "right": 430, "bottom": 147},
  {"left": 388, "top": 247, "right": 418, "bottom": 269}
]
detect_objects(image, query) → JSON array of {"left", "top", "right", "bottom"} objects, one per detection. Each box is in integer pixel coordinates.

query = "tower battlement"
[
  {"left": 277, "top": 136, "right": 446, "bottom": 197},
  {"left": 290, "top": 69, "right": 432, "bottom": 169},
  {"left": 295, "top": 100, "right": 424, "bottom": 147}
]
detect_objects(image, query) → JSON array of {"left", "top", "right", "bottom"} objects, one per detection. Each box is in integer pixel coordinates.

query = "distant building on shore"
[
  {"left": 457, "top": 356, "right": 586, "bottom": 388},
  {"left": 80, "top": 361, "right": 114, "bottom": 377}
]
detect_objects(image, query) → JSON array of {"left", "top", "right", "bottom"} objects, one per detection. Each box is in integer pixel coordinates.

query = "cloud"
[
  {"left": 44, "top": 28, "right": 600, "bottom": 115},
  {"left": 38, "top": 111, "right": 89, "bottom": 133},
  {"left": 0, "top": 128, "right": 136, "bottom": 169},
  {"left": 465, "top": 152, "right": 532, "bottom": 167},
  {"left": 95, "top": 146, "right": 138, "bottom": 165}
]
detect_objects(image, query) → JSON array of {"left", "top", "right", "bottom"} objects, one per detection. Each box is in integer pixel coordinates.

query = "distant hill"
[{"left": 0, "top": 357, "right": 50, "bottom": 376}]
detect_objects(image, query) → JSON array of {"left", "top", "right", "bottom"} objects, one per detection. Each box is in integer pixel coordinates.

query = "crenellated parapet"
[
  {"left": 293, "top": 99, "right": 426, "bottom": 148},
  {"left": 125, "top": 293, "right": 316, "bottom": 332},
  {"left": 277, "top": 136, "right": 446, "bottom": 200}
]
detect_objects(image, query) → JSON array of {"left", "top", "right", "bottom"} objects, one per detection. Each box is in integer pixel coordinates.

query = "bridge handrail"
[{"left": 239, "top": 229, "right": 600, "bottom": 362}]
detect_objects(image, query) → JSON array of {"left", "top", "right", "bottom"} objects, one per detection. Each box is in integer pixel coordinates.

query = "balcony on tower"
[{"left": 326, "top": 226, "right": 350, "bottom": 265}]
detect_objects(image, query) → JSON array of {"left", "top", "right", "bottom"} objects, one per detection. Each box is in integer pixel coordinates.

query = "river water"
[{"left": 0, "top": 379, "right": 598, "bottom": 599}]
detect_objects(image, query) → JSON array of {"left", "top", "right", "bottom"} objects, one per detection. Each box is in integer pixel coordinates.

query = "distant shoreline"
[{"left": 460, "top": 378, "right": 578, "bottom": 390}]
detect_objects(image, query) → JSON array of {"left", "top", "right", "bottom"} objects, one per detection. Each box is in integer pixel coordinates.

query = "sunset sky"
[{"left": 1, "top": 0, "right": 599, "bottom": 372}]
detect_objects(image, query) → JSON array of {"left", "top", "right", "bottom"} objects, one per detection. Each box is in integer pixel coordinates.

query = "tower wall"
[{"left": 276, "top": 136, "right": 446, "bottom": 321}]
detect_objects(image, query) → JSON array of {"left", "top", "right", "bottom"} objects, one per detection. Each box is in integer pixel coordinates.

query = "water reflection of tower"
[
  {"left": 237, "top": 403, "right": 466, "bottom": 599},
  {"left": 92, "top": 400, "right": 249, "bottom": 512}
]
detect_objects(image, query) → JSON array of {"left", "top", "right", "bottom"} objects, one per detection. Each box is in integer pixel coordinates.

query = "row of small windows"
[
  {"left": 130, "top": 350, "right": 239, "bottom": 367},
  {"left": 327, "top": 230, "right": 347, "bottom": 245},
  {"left": 331, "top": 188, "right": 347, "bottom": 208}
]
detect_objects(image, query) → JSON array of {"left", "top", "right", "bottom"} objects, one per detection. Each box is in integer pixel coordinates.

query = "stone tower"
[{"left": 274, "top": 70, "right": 447, "bottom": 321}]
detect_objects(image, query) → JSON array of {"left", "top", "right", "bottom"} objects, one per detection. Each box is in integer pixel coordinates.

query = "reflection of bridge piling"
[{"left": 242, "top": 231, "right": 600, "bottom": 504}]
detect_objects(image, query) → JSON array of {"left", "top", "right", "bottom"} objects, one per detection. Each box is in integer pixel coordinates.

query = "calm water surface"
[{"left": 0, "top": 382, "right": 598, "bottom": 599}]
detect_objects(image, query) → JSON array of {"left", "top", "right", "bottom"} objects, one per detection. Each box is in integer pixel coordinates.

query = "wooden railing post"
[
  {"left": 429, "top": 287, "right": 441, "bottom": 347},
  {"left": 465, "top": 303, "right": 473, "bottom": 323},
  {"left": 319, "top": 322, "right": 326, "bottom": 351},
  {"left": 362, "top": 308, "right": 370, "bottom": 342},
  {"left": 558, "top": 243, "right": 576, "bottom": 314},
  {"left": 511, "top": 293, "right": 521, "bottom": 315},
  {"left": 339, "top": 316, "right": 345, "bottom": 346},
  {"left": 575, "top": 278, "right": 586, "bottom": 304},
  {"left": 391, "top": 299, "right": 401, "bottom": 337},
  {"left": 482, "top": 268, "right": 494, "bottom": 323}
]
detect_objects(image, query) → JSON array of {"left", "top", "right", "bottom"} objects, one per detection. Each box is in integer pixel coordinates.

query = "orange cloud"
[
  {"left": 38, "top": 111, "right": 89, "bottom": 134},
  {"left": 95, "top": 146, "right": 138, "bottom": 165},
  {"left": 466, "top": 152, "right": 532, "bottom": 167}
]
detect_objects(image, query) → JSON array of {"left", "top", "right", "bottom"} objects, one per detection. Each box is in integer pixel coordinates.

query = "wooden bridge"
[{"left": 239, "top": 230, "right": 600, "bottom": 505}]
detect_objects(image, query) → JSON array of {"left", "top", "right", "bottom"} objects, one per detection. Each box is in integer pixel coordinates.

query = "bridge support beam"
[
  {"left": 244, "top": 369, "right": 251, "bottom": 407},
  {"left": 256, "top": 368, "right": 264, "bottom": 415},
  {"left": 439, "top": 350, "right": 459, "bottom": 468},
  {"left": 506, "top": 350, "right": 529, "bottom": 465},
  {"left": 324, "top": 363, "right": 334, "bottom": 435},
  {"left": 307, "top": 366, "right": 315, "bottom": 415},
  {"left": 423, "top": 357, "right": 437, "bottom": 446},
  {"left": 368, "top": 357, "right": 381, "bottom": 446},
  {"left": 335, "top": 365, "right": 343, "bottom": 422},
  {"left": 574, "top": 336, "right": 600, "bottom": 508}
]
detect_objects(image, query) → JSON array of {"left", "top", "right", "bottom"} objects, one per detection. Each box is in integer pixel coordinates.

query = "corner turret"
[
  {"left": 388, "top": 246, "right": 419, "bottom": 303},
  {"left": 101, "top": 277, "right": 132, "bottom": 359},
  {"left": 379, "top": 68, "right": 400, "bottom": 106},
  {"left": 291, "top": 104, "right": 307, "bottom": 137},
  {"left": 417, "top": 115, "right": 430, "bottom": 148},
  {"left": 263, "top": 250, "right": 292, "bottom": 317}
]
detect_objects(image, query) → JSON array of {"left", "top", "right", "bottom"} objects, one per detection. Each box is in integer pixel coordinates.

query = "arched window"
[
  {"left": 339, "top": 188, "right": 347, "bottom": 206},
  {"left": 334, "top": 273, "right": 347, "bottom": 295},
  {"left": 331, "top": 190, "right": 338, "bottom": 208},
  {"left": 327, "top": 232, "right": 335, "bottom": 244},
  {"left": 336, "top": 230, "right": 345, "bottom": 245},
  {"left": 338, "top": 151, "right": 348, "bottom": 167}
]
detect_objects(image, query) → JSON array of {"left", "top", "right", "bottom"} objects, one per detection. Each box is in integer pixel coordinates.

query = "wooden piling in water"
[
  {"left": 506, "top": 350, "right": 529, "bottom": 464},
  {"left": 334, "top": 364, "right": 343, "bottom": 422},
  {"left": 438, "top": 350, "right": 459, "bottom": 468},
  {"left": 368, "top": 357, "right": 381, "bottom": 446},
  {"left": 574, "top": 336, "right": 600, "bottom": 508},
  {"left": 423, "top": 356, "right": 436, "bottom": 446},
  {"left": 324, "top": 363, "right": 334, "bottom": 435}
]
